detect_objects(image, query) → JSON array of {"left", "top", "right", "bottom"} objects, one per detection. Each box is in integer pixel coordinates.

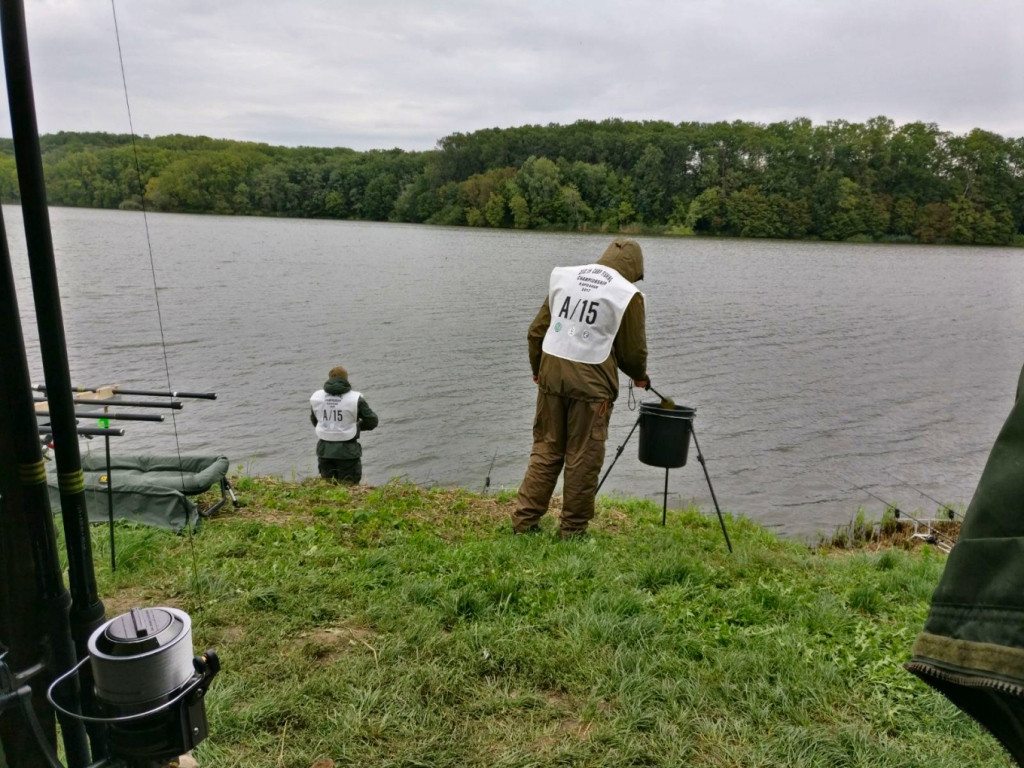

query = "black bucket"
[{"left": 638, "top": 402, "right": 696, "bottom": 468}]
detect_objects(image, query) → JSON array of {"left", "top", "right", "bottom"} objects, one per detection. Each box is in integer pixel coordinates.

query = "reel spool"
[
  {"left": 49, "top": 606, "right": 220, "bottom": 766},
  {"left": 89, "top": 607, "right": 195, "bottom": 709}
]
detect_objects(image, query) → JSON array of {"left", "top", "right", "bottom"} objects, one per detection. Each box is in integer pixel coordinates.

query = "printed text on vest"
[{"left": 541, "top": 264, "right": 639, "bottom": 364}]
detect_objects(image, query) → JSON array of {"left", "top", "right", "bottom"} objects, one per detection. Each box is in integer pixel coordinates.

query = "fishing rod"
[
  {"left": 34, "top": 396, "right": 184, "bottom": 410},
  {"left": 482, "top": 449, "right": 497, "bottom": 495},
  {"left": 35, "top": 410, "right": 165, "bottom": 423},
  {"left": 837, "top": 474, "right": 956, "bottom": 547},
  {"left": 888, "top": 473, "right": 962, "bottom": 521},
  {"left": 38, "top": 427, "right": 126, "bottom": 438},
  {"left": 1, "top": 0, "right": 111, "bottom": 757},
  {"left": 34, "top": 384, "right": 216, "bottom": 400}
]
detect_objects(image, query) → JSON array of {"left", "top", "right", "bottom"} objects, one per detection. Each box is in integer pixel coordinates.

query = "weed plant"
[{"left": 72, "top": 479, "right": 1006, "bottom": 767}]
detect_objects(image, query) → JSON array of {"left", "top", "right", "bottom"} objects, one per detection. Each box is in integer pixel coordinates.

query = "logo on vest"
[
  {"left": 568, "top": 326, "right": 576, "bottom": 337},
  {"left": 582, "top": 329, "right": 591, "bottom": 340},
  {"left": 554, "top": 322, "right": 562, "bottom": 332}
]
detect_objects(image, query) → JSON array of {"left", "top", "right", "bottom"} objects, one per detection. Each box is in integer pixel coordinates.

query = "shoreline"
[
  {"left": 5, "top": 202, "right": 1022, "bottom": 248},
  {"left": 202, "top": 475, "right": 957, "bottom": 554}
]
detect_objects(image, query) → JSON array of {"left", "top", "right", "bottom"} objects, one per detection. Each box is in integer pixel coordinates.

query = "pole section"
[
  {"left": 105, "top": 435, "right": 115, "bottom": 572},
  {"left": 0, "top": 0, "right": 107, "bottom": 756},
  {"left": 0, "top": 205, "right": 91, "bottom": 764}
]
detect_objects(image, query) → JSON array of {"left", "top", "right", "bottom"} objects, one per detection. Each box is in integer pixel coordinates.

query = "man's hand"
[
  {"left": 532, "top": 375, "right": 539, "bottom": 384},
  {"left": 634, "top": 376, "right": 650, "bottom": 390}
]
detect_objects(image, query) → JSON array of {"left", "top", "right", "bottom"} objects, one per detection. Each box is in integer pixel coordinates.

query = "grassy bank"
[{"left": 82, "top": 479, "right": 1005, "bottom": 767}]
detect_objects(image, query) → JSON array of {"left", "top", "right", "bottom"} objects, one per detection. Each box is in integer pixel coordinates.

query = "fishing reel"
[{"left": 50, "top": 607, "right": 220, "bottom": 767}]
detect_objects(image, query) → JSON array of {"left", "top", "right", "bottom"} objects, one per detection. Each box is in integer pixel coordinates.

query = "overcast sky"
[{"left": 1, "top": 0, "right": 1021, "bottom": 151}]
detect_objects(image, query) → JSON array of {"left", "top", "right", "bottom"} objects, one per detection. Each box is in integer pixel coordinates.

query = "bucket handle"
[{"left": 46, "top": 655, "right": 206, "bottom": 724}]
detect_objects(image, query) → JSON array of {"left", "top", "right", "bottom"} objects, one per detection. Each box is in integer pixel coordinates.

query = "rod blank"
[
  {"left": 36, "top": 410, "right": 165, "bottom": 423},
  {"left": 38, "top": 426, "right": 125, "bottom": 437},
  {"left": 34, "top": 396, "right": 183, "bottom": 410},
  {"left": 34, "top": 384, "right": 216, "bottom": 400}
]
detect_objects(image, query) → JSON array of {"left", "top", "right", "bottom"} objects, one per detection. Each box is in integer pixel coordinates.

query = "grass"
[{"left": 70, "top": 478, "right": 1008, "bottom": 767}]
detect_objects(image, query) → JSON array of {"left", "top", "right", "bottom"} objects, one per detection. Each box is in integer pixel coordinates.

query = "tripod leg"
[
  {"left": 691, "top": 428, "right": 732, "bottom": 553},
  {"left": 595, "top": 414, "right": 641, "bottom": 495},
  {"left": 663, "top": 467, "right": 668, "bottom": 526}
]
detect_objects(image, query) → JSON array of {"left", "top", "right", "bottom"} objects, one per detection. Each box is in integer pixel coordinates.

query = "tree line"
[{"left": 0, "top": 117, "right": 1021, "bottom": 245}]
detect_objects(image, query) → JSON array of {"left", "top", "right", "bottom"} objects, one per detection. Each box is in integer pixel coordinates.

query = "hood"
[
  {"left": 324, "top": 377, "right": 351, "bottom": 395},
  {"left": 596, "top": 238, "right": 644, "bottom": 283}
]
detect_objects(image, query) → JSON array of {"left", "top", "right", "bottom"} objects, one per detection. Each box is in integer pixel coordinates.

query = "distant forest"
[{"left": 0, "top": 117, "right": 1021, "bottom": 245}]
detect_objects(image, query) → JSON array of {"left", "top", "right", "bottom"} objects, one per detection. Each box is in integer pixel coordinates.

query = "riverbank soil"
[{"left": 75, "top": 478, "right": 1008, "bottom": 767}]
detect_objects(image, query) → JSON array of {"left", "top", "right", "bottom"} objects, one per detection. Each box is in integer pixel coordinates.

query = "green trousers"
[
  {"left": 513, "top": 391, "right": 611, "bottom": 536},
  {"left": 318, "top": 457, "right": 361, "bottom": 483}
]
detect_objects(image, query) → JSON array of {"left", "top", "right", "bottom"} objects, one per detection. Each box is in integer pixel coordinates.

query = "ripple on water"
[{"left": 9, "top": 207, "right": 1024, "bottom": 536}]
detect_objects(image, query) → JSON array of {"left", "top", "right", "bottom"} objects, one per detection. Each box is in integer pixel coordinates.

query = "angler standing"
[
  {"left": 310, "top": 365, "right": 378, "bottom": 483},
  {"left": 513, "top": 238, "right": 649, "bottom": 539}
]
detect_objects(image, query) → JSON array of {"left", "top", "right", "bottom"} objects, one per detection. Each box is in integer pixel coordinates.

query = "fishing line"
[
  {"left": 836, "top": 473, "right": 956, "bottom": 546},
  {"left": 888, "top": 472, "right": 962, "bottom": 521},
  {"left": 110, "top": 0, "right": 201, "bottom": 595}
]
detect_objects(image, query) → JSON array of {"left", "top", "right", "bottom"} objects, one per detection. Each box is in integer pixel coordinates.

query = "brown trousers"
[{"left": 513, "top": 392, "right": 612, "bottom": 535}]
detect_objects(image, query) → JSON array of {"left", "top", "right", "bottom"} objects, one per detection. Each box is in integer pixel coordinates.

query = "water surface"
[{"left": 9, "top": 206, "right": 1023, "bottom": 536}]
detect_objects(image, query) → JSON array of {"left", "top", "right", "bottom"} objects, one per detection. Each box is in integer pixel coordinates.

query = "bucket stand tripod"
[{"left": 596, "top": 415, "right": 733, "bottom": 553}]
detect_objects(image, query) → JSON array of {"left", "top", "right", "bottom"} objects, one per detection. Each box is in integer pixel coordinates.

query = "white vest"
[
  {"left": 311, "top": 389, "right": 361, "bottom": 441},
  {"left": 541, "top": 264, "right": 639, "bottom": 364}
]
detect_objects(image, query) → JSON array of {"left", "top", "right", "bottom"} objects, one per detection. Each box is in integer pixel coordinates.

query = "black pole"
[
  {"left": 105, "top": 387, "right": 216, "bottom": 400},
  {"left": 0, "top": 0, "right": 107, "bottom": 757},
  {"left": 0, "top": 203, "right": 90, "bottom": 764},
  {"left": 662, "top": 468, "right": 669, "bottom": 527},
  {"left": 38, "top": 426, "right": 125, "bottom": 438},
  {"left": 596, "top": 414, "right": 641, "bottom": 495},
  {"left": 35, "top": 384, "right": 216, "bottom": 400},
  {"left": 35, "top": 396, "right": 184, "bottom": 410},
  {"left": 36, "top": 409, "right": 166, "bottom": 422},
  {"left": 691, "top": 428, "right": 732, "bottom": 553},
  {"left": 105, "top": 436, "right": 115, "bottom": 572}
]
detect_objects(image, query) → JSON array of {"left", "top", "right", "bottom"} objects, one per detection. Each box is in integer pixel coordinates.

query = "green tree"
[
  {"left": 362, "top": 173, "right": 399, "bottom": 221},
  {"left": 484, "top": 191, "right": 507, "bottom": 227},
  {"left": 11, "top": 119, "right": 1022, "bottom": 245},
  {"left": 559, "top": 184, "right": 593, "bottom": 230},
  {"left": 727, "top": 186, "right": 785, "bottom": 238},
  {"left": 686, "top": 187, "right": 726, "bottom": 234},
  {"left": 509, "top": 194, "right": 530, "bottom": 229},
  {"left": 633, "top": 144, "right": 667, "bottom": 222},
  {"left": 0, "top": 155, "right": 19, "bottom": 201},
  {"left": 822, "top": 178, "right": 866, "bottom": 240},
  {"left": 891, "top": 197, "right": 918, "bottom": 236},
  {"left": 916, "top": 203, "right": 953, "bottom": 243},
  {"left": 517, "top": 156, "right": 562, "bottom": 224}
]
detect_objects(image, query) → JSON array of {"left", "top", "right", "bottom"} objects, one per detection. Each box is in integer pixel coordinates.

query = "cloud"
[{"left": 0, "top": 0, "right": 1020, "bottom": 150}]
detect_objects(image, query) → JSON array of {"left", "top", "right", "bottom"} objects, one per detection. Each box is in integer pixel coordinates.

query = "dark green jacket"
[
  {"left": 310, "top": 377, "right": 378, "bottom": 460},
  {"left": 907, "top": 362, "right": 1024, "bottom": 764}
]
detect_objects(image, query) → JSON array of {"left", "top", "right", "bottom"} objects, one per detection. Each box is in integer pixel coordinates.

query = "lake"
[{"left": 8, "top": 205, "right": 1024, "bottom": 537}]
